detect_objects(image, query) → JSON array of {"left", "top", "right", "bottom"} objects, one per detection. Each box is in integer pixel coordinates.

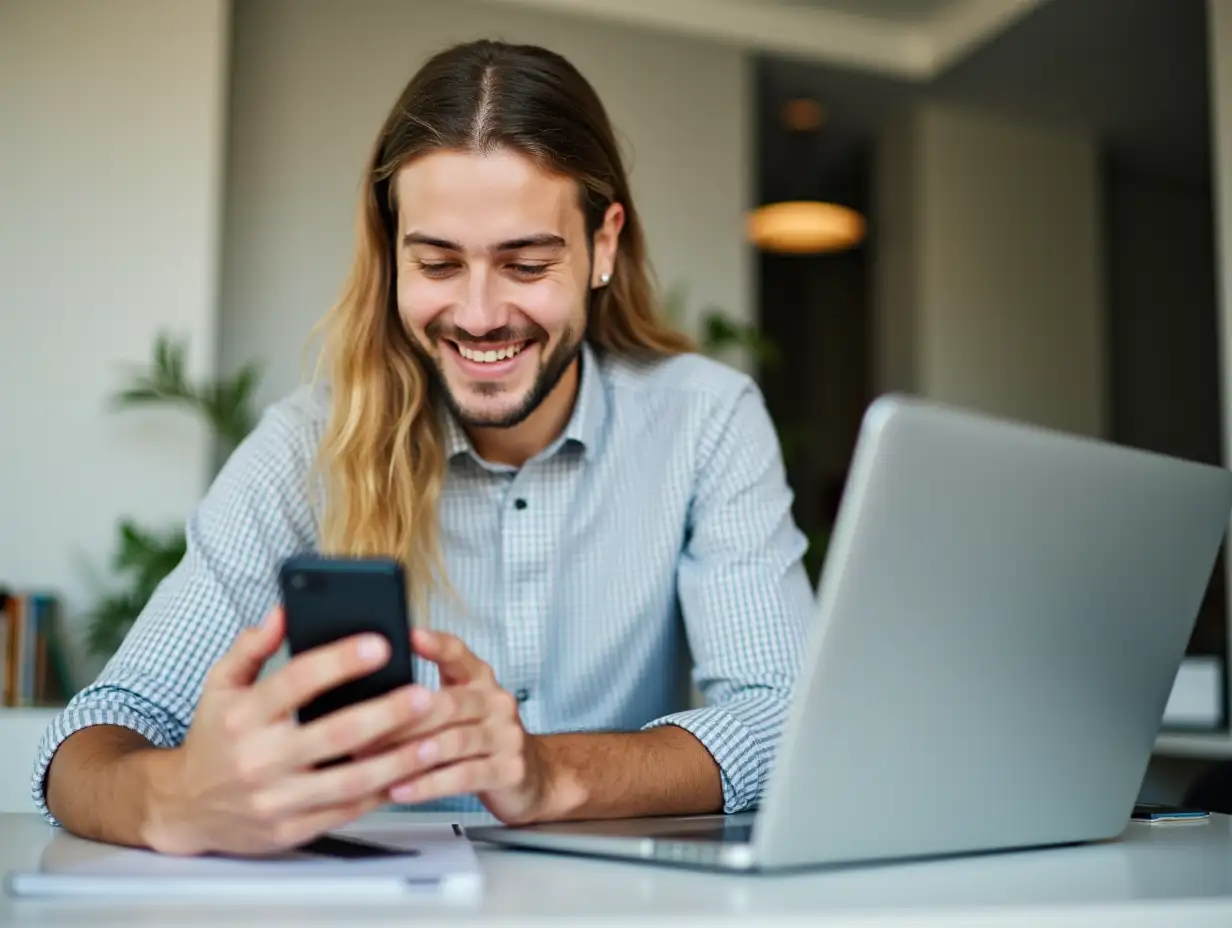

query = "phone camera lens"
[{"left": 291, "top": 574, "right": 307, "bottom": 590}]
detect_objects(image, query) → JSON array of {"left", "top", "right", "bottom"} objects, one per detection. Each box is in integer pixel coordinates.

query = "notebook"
[{"left": 4, "top": 822, "right": 482, "bottom": 902}]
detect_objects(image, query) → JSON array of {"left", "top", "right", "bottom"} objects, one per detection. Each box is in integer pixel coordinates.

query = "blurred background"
[{"left": 3, "top": 0, "right": 1232, "bottom": 805}]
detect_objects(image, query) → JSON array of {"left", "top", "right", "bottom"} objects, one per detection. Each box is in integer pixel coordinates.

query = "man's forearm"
[
  {"left": 44, "top": 725, "right": 175, "bottom": 848},
  {"left": 533, "top": 725, "right": 723, "bottom": 821}
]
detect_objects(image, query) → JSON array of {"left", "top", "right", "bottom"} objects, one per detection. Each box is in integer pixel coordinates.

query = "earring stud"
[{"left": 600, "top": 272, "right": 611, "bottom": 285}]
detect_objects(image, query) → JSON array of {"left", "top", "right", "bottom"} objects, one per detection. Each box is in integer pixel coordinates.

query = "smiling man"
[{"left": 34, "top": 39, "right": 814, "bottom": 856}]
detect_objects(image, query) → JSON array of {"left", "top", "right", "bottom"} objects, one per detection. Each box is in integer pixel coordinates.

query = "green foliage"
[
  {"left": 84, "top": 521, "right": 187, "bottom": 658},
  {"left": 661, "top": 283, "right": 780, "bottom": 371},
  {"left": 112, "top": 334, "right": 260, "bottom": 456},
  {"left": 84, "top": 336, "right": 261, "bottom": 659}
]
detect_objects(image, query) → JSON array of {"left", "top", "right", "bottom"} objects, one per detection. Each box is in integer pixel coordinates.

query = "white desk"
[{"left": 3, "top": 812, "right": 1232, "bottom": 926}]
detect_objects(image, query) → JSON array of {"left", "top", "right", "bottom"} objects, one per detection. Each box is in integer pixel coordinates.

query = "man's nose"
[{"left": 451, "top": 268, "right": 509, "bottom": 335}]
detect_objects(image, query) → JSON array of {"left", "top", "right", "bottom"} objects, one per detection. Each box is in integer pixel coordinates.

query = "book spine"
[
  {"left": 0, "top": 589, "right": 70, "bottom": 706},
  {"left": 5, "top": 595, "right": 20, "bottom": 708},
  {"left": 0, "top": 593, "right": 8, "bottom": 707}
]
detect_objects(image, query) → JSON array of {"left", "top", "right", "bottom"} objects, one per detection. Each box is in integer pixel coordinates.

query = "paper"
[{"left": 5, "top": 822, "right": 482, "bottom": 903}]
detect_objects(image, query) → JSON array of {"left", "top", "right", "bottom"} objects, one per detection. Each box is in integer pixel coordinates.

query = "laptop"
[{"left": 468, "top": 394, "right": 1232, "bottom": 871}]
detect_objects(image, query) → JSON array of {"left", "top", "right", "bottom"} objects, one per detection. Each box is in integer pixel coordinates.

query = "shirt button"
[
  {"left": 514, "top": 498, "right": 527, "bottom": 510},
  {"left": 515, "top": 688, "right": 530, "bottom": 703}
]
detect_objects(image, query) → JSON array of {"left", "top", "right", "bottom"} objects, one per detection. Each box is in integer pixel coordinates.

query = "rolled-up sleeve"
[
  {"left": 643, "top": 381, "right": 813, "bottom": 813},
  {"left": 30, "top": 392, "right": 322, "bottom": 823}
]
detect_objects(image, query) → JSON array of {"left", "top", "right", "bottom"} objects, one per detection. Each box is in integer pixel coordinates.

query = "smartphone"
[
  {"left": 278, "top": 555, "right": 415, "bottom": 729},
  {"left": 298, "top": 833, "right": 419, "bottom": 859},
  {"left": 1130, "top": 802, "right": 1209, "bottom": 822}
]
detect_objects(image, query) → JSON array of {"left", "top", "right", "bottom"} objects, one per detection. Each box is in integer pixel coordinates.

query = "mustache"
[{"left": 424, "top": 321, "right": 547, "bottom": 347}]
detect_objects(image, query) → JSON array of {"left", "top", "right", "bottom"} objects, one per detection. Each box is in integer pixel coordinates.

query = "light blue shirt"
[{"left": 32, "top": 343, "right": 814, "bottom": 820}]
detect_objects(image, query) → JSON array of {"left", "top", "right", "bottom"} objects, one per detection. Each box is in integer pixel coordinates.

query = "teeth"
[{"left": 458, "top": 343, "right": 525, "bottom": 363}]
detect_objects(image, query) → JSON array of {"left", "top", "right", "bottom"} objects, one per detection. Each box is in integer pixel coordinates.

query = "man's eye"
[
  {"left": 418, "top": 262, "right": 458, "bottom": 278},
  {"left": 509, "top": 264, "right": 549, "bottom": 279}
]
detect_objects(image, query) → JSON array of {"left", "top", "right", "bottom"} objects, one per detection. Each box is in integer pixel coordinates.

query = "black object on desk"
[{"left": 299, "top": 834, "right": 419, "bottom": 859}]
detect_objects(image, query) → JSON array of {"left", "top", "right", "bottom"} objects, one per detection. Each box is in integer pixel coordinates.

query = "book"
[
  {"left": 4, "top": 822, "right": 483, "bottom": 903},
  {"left": 0, "top": 588, "right": 71, "bottom": 707}
]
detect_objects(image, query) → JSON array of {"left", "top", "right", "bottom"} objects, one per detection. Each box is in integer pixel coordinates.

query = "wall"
[
  {"left": 0, "top": 0, "right": 231, "bottom": 680},
  {"left": 872, "top": 115, "right": 919, "bottom": 397},
  {"left": 1207, "top": 0, "right": 1232, "bottom": 732},
  {"left": 219, "top": 0, "right": 752, "bottom": 408},
  {"left": 874, "top": 101, "right": 1107, "bottom": 439},
  {"left": 1106, "top": 170, "right": 1220, "bottom": 466}
]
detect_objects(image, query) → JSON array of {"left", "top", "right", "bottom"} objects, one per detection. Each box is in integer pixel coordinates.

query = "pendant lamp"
[{"left": 748, "top": 98, "right": 866, "bottom": 255}]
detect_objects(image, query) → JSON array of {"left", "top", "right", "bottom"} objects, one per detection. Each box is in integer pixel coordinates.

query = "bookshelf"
[{"left": 0, "top": 591, "right": 73, "bottom": 710}]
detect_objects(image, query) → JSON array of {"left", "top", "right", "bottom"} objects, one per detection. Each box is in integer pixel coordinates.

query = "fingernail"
[
  {"left": 408, "top": 686, "right": 431, "bottom": 712},
  {"left": 390, "top": 783, "right": 415, "bottom": 803},
  {"left": 358, "top": 635, "right": 387, "bottom": 662},
  {"left": 417, "top": 740, "right": 437, "bottom": 763}
]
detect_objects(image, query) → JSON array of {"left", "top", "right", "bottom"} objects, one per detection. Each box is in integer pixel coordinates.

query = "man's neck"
[{"left": 467, "top": 357, "right": 581, "bottom": 468}]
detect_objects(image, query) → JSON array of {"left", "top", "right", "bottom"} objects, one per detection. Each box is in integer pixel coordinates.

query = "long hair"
[{"left": 314, "top": 39, "right": 694, "bottom": 613}]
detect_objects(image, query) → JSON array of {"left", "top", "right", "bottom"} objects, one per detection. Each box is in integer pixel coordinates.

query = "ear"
[{"left": 591, "top": 202, "right": 625, "bottom": 288}]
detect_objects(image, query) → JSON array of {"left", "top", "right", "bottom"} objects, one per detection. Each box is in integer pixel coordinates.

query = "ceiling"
[
  {"left": 483, "top": 0, "right": 1211, "bottom": 191},
  {"left": 759, "top": 0, "right": 1212, "bottom": 201},
  {"left": 482, "top": 0, "right": 1050, "bottom": 78},
  {"left": 764, "top": 0, "right": 975, "bottom": 25}
]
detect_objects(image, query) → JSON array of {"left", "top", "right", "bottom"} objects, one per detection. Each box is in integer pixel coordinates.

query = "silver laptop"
[{"left": 468, "top": 394, "right": 1232, "bottom": 871}]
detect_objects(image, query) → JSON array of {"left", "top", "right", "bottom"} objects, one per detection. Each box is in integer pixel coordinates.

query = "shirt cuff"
[
  {"left": 31, "top": 699, "right": 177, "bottom": 825},
  {"left": 642, "top": 705, "right": 764, "bottom": 813}
]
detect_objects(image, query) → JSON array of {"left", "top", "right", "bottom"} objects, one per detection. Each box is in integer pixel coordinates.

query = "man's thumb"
[{"left": 211, "top": 607, "right": 285, "bottom": 687}]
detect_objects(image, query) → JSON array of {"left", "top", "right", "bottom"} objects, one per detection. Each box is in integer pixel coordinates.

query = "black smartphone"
[
  {"left": 298, "top": 833, "right": 419, "bottom": 859},
  {"left": 1130, "top": 802, "right": 1209, "bottom": 821},
  {"left": 278, "top": 555, "right": 415, "bottom": 729}
]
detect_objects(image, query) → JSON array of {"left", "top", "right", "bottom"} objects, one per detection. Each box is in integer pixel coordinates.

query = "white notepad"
[{"left": 4, "top": 822, "right": 483, "bottom": 903}]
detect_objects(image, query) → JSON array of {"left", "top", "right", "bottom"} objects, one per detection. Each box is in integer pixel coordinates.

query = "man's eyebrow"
[
  {"left": 402, "top": 232, "right": 459, "bottom": 250},
  {"left": 401, "top": 231, "right": 566, "bottom": 252},
  {"left": 493, "top": 233, "right": 566, "bottom": 251}
]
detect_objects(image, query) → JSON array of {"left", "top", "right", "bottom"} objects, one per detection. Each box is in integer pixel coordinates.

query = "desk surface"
[{"left": 4, "top": 811, "right": 1232, "bottom": 926}]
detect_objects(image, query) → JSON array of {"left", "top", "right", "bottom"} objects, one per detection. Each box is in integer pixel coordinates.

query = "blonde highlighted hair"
[{"left": 313, "top": 40, "right": 694, "bottom": 614}]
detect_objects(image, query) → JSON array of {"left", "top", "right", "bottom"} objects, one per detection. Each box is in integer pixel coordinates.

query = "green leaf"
[{"left": 88, "top": 332, "right": 265, "bottom": 658}]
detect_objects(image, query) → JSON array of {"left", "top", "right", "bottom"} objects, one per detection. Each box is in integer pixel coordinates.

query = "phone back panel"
[{"left": 278, "top": 555, "right": 415, "bottom": 726}]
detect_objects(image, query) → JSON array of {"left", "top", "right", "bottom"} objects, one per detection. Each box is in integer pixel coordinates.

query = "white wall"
[
  {"left": 0, "top": 0, "right": 231, "bottom": 681},
  {"left": 874, "top": 101, "right": 1107, "bottom": 439},
  {"left": 219, "top": 0, "right": 752, "bottom": 407}
]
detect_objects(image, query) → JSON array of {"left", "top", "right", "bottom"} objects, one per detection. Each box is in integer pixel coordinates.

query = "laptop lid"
[{"left": 752, "top": 395, "right": 1232, "bottom": 869}]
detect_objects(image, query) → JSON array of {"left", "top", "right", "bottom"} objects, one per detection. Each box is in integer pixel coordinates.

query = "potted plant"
[{"left": 84, "top": 336, "right": 262, "bottom": 658}]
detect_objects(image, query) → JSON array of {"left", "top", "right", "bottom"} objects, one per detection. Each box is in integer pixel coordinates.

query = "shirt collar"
[{"left": 440, "top": 340, "right": 607, "bottom": 465}]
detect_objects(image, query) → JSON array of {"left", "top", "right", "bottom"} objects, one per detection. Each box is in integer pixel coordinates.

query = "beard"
[{"left": 413, "top": 319, "right": 584, "bottom": 430}]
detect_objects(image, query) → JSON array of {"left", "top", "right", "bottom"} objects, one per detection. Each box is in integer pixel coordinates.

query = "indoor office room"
[{"left": 5, "top": 0, "right": 1232, "bottom": 924}]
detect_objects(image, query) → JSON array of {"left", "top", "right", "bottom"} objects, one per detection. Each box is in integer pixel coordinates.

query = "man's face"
[{"left": 393, "top": 148, "right": 619, "bottom": 429}]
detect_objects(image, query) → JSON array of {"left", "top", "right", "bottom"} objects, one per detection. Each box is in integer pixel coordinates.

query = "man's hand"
[
  {"left": 381, "top": 629, "right": 556, "bottom": 824},
  {"left": 143, "top": 607, "right": 428, "bottom": 856}
]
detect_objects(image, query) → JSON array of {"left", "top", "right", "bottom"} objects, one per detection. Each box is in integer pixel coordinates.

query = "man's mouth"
[{"left": 450, "top": 340, "right": 532, "bottom": 365}]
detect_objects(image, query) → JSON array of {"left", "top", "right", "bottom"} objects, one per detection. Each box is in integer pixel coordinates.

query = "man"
[{"left": 36, "top": 39, "right": 813, "bottom": 856}]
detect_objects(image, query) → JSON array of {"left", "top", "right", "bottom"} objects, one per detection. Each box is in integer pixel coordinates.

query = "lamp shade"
[{"left": 747, "top": 200, "right": 865, "bottom": 254}]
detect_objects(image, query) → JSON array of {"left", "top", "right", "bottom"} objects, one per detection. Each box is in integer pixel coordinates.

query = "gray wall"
[{"left": 874, "top": 100, "right": 1107, "bottom": 438}]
